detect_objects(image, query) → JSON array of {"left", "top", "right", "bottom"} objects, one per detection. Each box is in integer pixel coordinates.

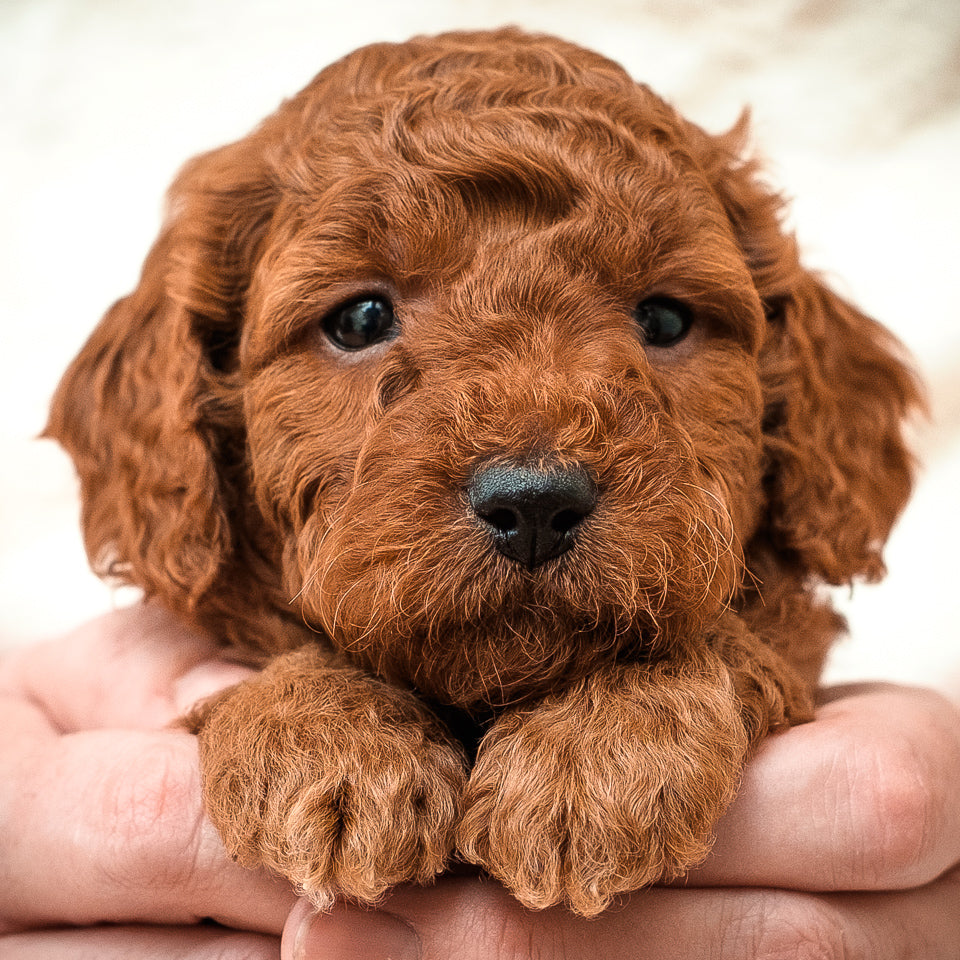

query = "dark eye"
[
  {"left": 323, "top": 296, "right": 396, "bottom": 350},
  {"left": 633, "top": 296, "right": 693, "bottom": 346}
]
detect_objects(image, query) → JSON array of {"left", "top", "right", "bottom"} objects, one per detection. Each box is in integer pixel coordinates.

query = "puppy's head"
[{"left": 47, "top": 30, "right": 919, "bottom": 708}]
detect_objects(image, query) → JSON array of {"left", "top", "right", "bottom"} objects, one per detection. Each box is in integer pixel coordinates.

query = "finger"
[
  {"left": 1, "top": 925, "right": 280, "bottom": 960},
  {"left": 686, "top": 684, "right": 960, "bottom": 890},
  {"left": 285, "top": 870, "right": 960, "bottom": 960},
  {"left": 0, "top": 603, "right": 255, "bottom": 730},
  {"left": 0, "top": 724, "right": 295, "bottom": 934}
]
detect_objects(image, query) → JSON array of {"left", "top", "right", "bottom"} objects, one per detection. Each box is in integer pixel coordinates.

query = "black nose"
[{"left": 468, "top": 463, "right": 597, "bottom": 569}]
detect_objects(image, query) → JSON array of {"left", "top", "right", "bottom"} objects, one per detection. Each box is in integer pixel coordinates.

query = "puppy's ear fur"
[
  {"left": 692, "top": 115, "right": 922, "bottom": 585},
  {"left": 45, "top": 136, "right": 278, "bottom": 615}
]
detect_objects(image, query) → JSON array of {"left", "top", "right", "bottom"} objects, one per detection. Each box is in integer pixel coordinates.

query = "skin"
[{"left": 1, "top": 604, "right": 958, "bottom": 959}]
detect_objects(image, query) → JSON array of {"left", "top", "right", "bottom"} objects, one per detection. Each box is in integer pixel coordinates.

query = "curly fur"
[{"left": 46, "top": 28, "right": 920, "bottom": 915}]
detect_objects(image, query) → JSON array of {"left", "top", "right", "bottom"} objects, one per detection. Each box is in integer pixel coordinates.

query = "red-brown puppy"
[{"left": 47, "top": 29, "right": 919, "bottom": 916}]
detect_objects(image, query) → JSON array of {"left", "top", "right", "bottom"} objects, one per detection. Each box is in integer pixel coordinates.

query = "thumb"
[
  {"left": 282, "top": 897, "right": 422, "bottom": 960},
  {"left": 282, "top": 880, "right": 638, "bottom": 960}
]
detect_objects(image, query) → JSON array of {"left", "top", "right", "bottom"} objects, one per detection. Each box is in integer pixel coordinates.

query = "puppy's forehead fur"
[{"left": 243, "top": 30, "right": 763, "bottom": 370}]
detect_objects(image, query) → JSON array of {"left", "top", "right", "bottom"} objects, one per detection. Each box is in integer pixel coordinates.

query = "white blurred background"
[{"left": 2, "top": 0, "right": 958, "bottom": 696}]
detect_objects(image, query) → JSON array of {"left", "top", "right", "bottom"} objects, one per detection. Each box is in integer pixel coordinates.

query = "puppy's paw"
[
  {"left": 457, "top": 669, "right": 749, "bottom": 916},
  {"left": 194, "top": 653, "right": 467, "bottom": 906}
]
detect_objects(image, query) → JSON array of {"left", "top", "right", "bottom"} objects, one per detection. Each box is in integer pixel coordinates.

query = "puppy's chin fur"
[{"left": 47, "top": 27, "right": 921, "bottom": 914}]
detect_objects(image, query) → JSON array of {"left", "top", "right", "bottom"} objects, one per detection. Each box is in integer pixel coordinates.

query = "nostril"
[
  {"left": 550, "top": 507, "right": 585, "bottom": 536},
  {"left": 481, "top": 506, "right": 519, "bottom": 534}
]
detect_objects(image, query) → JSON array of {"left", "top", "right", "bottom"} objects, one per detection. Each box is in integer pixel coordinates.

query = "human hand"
[
  {"left": 0, "top": 603, "right": 297, "bottom": 958},
  {"left": 5, "top": 609, "right": 959, "bottom": 959},
  {"left": 285, "top": 684, "right": 960, "bottom": 959}
]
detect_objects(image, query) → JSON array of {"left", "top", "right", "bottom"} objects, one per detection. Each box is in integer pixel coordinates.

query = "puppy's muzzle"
[{"left": 468, "top": 463, "right": 596, "bottom": 569}]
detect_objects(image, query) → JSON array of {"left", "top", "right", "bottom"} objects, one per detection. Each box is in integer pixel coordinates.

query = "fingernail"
[{"left": 293, "top": 903, "right": 422, "bottom": 960}]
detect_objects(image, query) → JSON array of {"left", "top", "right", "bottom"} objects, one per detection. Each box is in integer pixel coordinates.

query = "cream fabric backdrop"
[{"left": 2, "top": 0, "right": 958, "bottom": 696}]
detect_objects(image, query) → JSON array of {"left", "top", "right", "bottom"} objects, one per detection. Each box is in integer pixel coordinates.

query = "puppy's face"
[
  {"left": 239, "top": 81, "right": 767, "bottom": 707},
  {"left": 48, "top": 31, "right": 916, "bottom": 708}
]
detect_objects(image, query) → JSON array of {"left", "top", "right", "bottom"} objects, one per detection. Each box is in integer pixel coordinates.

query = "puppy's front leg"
[
  {"left": 458, "top": 626, "right": 811, "bottom": 917},
  {"left": 187, "top": 646, "right": 467, "bottom": 907}
]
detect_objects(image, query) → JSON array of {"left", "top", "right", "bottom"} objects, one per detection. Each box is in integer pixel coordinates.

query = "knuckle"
[
  {"left": 91, "top": 733, "right": 204, "bottom": 893},
  {"left": 452, "top": 883, "right": 570, "bottom": 960},
  {"left": 854, "top": 737, "right": 939, "bottom": 887},
  {"left": 728, "top": 892, "right": 848, "bottom": 960}
]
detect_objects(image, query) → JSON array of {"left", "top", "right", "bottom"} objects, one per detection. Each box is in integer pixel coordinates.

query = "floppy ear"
[
  {"left": 758, "top": 275, "right": 922, "bottom": 583},
  {"left": 45, "top": 136, "right": 279, "bottom": 614},
  {"left": 692, "top": 115, "right": 923, "bottom": 585}
]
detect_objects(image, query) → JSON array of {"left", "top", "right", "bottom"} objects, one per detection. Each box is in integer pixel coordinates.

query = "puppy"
[{"left": 47, "top": 28, "right": 920, "bottom": 916}]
